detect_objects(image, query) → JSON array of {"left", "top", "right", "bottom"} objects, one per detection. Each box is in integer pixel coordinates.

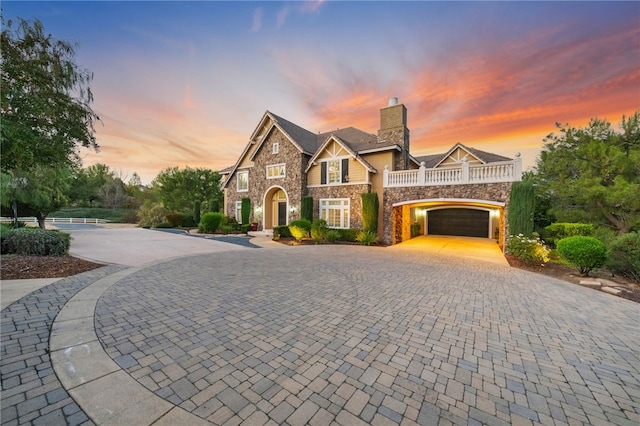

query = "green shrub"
[
  {"left": 336, "top": 228, "right": 359, "bottom": 242},
  {"left": 508, "top": 180, "right": 535, "bottom": 236},
  {"left": 181, "top": 214, "right": 196, "bottom": 228},
  {"left": 326, "top": 229, "right": 340, "bottom": 243},
  {"left": 356, "top": 230, "right": 378, "bottom": 246},
  {"left": 137, "top": 202, "right": 168, "bottom": 228},
  {"left": 301, "top": 196, "right": 313, "bottom": 222},
  {"left": 273, "top": 225, "right": 291, "bottom": 240},
  {"left": 165, "top": 213, "right": 182, "bottom": 227},
  {"left": 557, "top": 236, "right": 608, "bottom": 276},
  {"left": 220, "top": 225, "right": 234, "bottom": 234},
  {"left": 193, "top": 200, "right": 201, "bottom": 226},
  {"left": 544, "top": 223, "right": 593, "bottom": 246},
  {"left": 506, "top": 234, "right": 550, "bottom": 266},
  {"left": 241, "top": 198, "right": 251, "bottom": 225},
  {"left": 289, "top": 219, "right": 312, "bottom": 242},
  {"left": 241, "top": 224, "right": 251, "bottom": 234},
  {"left": 361, "top": 192, "right": 379, "bottom": 233},
  {"left": 199, "top": 212, "right": 223, "bottom": 233},
  {"left": 606, "top": 232, "right": 640, "bottom": 282},
  {"left": 311, "top": 219, "right": 327, "bottom": 243},
  {"left": 156, "top": 222, "right": 173, "bottom": 228},
  {"left": 2, "top": 228, "right": 70, "bottom": 256}
]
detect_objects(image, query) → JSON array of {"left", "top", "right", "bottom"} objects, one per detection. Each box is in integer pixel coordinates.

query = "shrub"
[
  {"left": 2, "top": 228, "right": 70, "bottom": 256},
  {"left": 165, "top": 213, "right": 183, "bottom": 227},
  {"left": 356, "top": 230, "right": 378, "bottom": 246},
  {"left": 199, "top": 212, "right": 223, "bottom": 233},
  {"left": 137, "top": 202, "right": 168, "bottom": 228},
  {"left": 506, "top": 234, "right": 550, "bottom": 266},
  {"left": 181, "top": 214, "right": 196, "bottom": 228},
  {"left": 273, "top": 225, "right": 291, "bottom": 241},
  {"left": 241, "top": 224, "right": 251, "bottom": 234},
  {"left": 544, "top": 223, "right": 593, "bottom": 246},
  {"left": 606, "top": 232, "right": 640, "bottom": 282},
  {"left": 508, "top": 180, "right": 535, "bottom": 236},
  {"left": 241, "top": 198, "right": 251, "bottom": 225},
  {"left": 311, "top": 219, "right": 327, "bottom": 243},
  {"left": 289, "top": 219, "right": 312, "bottom": 242},
  {"left": 556, "top": 236, "right": 608, "bottom": 276},
  {"left": 336, "top": 228, "right": 359, "bottom": 242},
  {"left": 220, "top": 225, "right": 234, "bottom": 234},
  {"left": 193, "top": 200, "right": 201, "bottom": 226},
  {"left": 326, "top": 229, "right": 340, "bottom": 243},
  {"left": 301, "top": 196, "right": 313, "bottom": 222},
  {"left": 155, "top": 222, "right": 173, "bottom": 228},
  {"left": 361, "top": 192, "right": 379, "bottom": 233}
]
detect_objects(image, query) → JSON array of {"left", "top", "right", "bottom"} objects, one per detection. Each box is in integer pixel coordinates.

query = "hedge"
[{"left": 2, "top": 228, "right": 71, "bottom": 256}]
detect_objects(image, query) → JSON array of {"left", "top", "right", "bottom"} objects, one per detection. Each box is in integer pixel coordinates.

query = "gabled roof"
[
  {"left": 415, "top": 142, "right": 512, "bottom": 168},
  {"left": 305, "top": 133, "right": 377, "bottom": 173}
]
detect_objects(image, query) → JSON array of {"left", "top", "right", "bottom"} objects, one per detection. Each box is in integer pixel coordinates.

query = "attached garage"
[{"left": 427, "top": 208, "right": 490, "bottom": 238}]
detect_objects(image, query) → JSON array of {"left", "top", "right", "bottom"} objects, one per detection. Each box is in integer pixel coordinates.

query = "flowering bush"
[{"left": 506, "top": 234, "right": 550, "bottom": 265}]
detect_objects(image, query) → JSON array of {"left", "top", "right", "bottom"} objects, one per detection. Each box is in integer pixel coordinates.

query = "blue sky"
[{"left": 3, "top": 1, "right": 639, "bottom": 183}]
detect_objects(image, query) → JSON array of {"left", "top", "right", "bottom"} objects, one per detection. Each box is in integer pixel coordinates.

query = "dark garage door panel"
[{"left": 428, "top": 209, "right": 489, "bottom": 238}]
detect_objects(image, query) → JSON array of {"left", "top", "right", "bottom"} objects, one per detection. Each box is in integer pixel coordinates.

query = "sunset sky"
[{"left": 4, "top": 1, "right": 639, "bottom": 184}]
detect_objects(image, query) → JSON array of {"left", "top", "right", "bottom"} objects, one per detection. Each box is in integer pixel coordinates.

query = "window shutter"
[
  {"left": 321, "top": 162, "right": 327, "bottom": 185},
  {"left": 342, "top": 159, "right": 349, "bottom": 183}
]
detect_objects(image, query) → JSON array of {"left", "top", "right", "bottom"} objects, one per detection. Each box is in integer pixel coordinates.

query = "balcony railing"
[{"left": 383, "top": 157, "right": 522, "bottom": 188}]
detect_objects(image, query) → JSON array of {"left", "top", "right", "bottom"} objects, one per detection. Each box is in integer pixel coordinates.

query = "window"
[
  {"left": 266, "top": 163, "right": 286, "bottom": 179},
  {"left": 272, "top": 143, "right": 279, "bottom": 154},
  {"left": 320, "top": 199, "right": 350, "bottom": 228},
  {"left": 320, "top": 158, "right": 349, "bottom": 185},
  {"left": 237, "top": 171, "right": 248, "bottom": 192},
  {"left": 235, "top": 201, "right": 242, "bottom": 223}
]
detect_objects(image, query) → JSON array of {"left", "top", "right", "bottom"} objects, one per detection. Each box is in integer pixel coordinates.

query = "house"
[{"left": 222, "top": 98, "right": 522, "bottom": 250}]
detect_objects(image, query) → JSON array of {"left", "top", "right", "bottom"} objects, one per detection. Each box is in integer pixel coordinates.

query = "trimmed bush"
[
  {"left": 361, "top": 192, "right": 379, "bottom": 233},
  {"left": 194, "top": 200, "right": 201, "bottom": 226},
  {"left": 220, "top": 225, "right": 234, "bottom": 234},
  {"left": 557, "top": 236, "right": 608, "bottom": 276},
  {"left": 607, "top": 232, "right": 640, "bottom": 282},
  {"left": 289, "top": 219, "right": 312, "bottom": 242},
  {"left": 311, "top": 219, "right": 327, "bottom": 243},
  {"left": 301, "top": 196, "right": 313, "bottom": 222},
  {"left": 506, "top": 234, "right": 550, "bottom": 266},
  {"left": 181, "top": 214, "right": 196, "bottom": 228},
  {"left": 241, "top": 198, "right": 251, "bottom": 225},
  {"left": 335, "top": 228, "right": 359, "bottom": 242},
  {"left": 509, "top": 180, "right": 535, "bottom": 237},
  {"left": 544, "top": 222, "right": 593, "bottom": 246},
  {"left": 165, "top": 213, "right": 183, "bottom": 227},
  {"left": 199, "top": 212, "right": 223, "bottom": 233},
  {"left": 2, "top": 228, "right": 71, "bottom": 256},
  {"left": 356, "top": 230, "right": 378, "bottom": 246},
  {"left": 273, "top": 225, "right": 292, "bottom": 240},
  {"left": 326, "top": 229, "right": 340, "bottom": 243}
]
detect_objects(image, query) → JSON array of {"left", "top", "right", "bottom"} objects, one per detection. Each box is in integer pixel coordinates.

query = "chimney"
[{"left": 377, "top": 97, "right": 410, "bottom": 169}]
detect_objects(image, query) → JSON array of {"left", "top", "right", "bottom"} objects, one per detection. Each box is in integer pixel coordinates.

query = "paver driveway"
[{"left": 2, "top": 236, "right": 639, "bottom": 425}]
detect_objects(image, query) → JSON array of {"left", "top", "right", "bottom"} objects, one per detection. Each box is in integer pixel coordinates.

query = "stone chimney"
[{"left": 377, "top": 97, "right": 410, "bottom": 169}]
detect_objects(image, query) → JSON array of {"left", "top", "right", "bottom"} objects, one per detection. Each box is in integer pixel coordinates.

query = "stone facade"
[
  {"left": 307, "top": 184, "right": 371, "bottom": 229},
  {"left": 382, "top": 182, "right": 513, "bottom": 248}
]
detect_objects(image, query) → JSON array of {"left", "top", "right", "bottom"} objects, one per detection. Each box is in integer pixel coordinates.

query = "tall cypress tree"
[
  {"left": 508, "top": 180, "right": 535, "bottom": 236},
  {"left": 361, "top": 192, "right": 379, "bottom": 233}
]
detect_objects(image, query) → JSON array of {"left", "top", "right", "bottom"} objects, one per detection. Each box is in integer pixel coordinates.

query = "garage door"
[{"left": 427, "top": 209, "right": 489, "bottom": 238}]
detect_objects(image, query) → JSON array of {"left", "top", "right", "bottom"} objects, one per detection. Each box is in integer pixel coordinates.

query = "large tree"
[
  {"left": 535, "top": 112, "right": 640, "bottom": 234},
  {"left": 1, "top": 17, "right": 100, "bottom": 227},
  {"left": 152, "top": 166, "right": 222, "bottom": 213}
]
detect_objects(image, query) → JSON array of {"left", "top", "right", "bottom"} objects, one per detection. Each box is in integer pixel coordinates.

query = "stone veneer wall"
[
  {"left": 226, "top": 129, "right": 309, "bottom": 228},
  {"left": 382, "top": 182, "right": 513, "bottom": 248},
  {"left": 307, "top": 184, "right": 370, "bottom": 229}
]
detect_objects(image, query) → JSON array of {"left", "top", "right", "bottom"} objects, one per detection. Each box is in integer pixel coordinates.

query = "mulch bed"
[{"left": 0, "top": 255, "right": 104, "bottom": 280}]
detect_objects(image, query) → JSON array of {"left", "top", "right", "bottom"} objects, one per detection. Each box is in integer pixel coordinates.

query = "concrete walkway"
[{"left": 2, "top": 228, "right": 639, "bottom": 425}]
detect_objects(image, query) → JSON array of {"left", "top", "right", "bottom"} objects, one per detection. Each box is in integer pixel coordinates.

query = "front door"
[{"left": 278, "top": 202, "right": 287, "bottom": 226}]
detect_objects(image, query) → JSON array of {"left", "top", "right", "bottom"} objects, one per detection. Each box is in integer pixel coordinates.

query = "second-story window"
[
  {"left": 237, "top": 170, "right": 248, "bottom": 192},
  {"left": 320, "top": 158, "right": 349, "bottom": 185},
  {"left": 266, "top": 164, "right": 286, "bottom": 179},
  {"left": 272, "top": 143, "right": 279, "bottom": 154}
]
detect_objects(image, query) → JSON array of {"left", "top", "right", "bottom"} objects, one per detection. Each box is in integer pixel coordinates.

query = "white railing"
[
  {"left": 0, "top": 217, "right": 109, "bottom": 224},
  {"left": 383, "top": 157, "right": 522, "bottom": 188}
]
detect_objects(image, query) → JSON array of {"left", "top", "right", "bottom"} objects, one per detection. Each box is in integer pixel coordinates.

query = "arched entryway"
[{"left": 263, "top": 187, "right": 289, "bottom": 230}]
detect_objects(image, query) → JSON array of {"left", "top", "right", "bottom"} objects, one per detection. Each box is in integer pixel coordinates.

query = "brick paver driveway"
[{"left": 88, "top": 245, "right": 640, "bottom": 425}]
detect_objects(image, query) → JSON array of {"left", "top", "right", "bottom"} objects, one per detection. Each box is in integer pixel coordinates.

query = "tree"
[
  {"left": 508, "top": 179, "right": 535, "bottom": 236},
  {"left": 152, "top": 166, "right": 222, "bottom": 213},
  {"left": 534, "top": 113, "right": 640, "bottom": 234}
]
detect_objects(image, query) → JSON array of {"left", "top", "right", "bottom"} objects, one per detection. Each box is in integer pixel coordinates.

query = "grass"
[{"left": 50, "top": 207, "right": 138, "bottom": 223}]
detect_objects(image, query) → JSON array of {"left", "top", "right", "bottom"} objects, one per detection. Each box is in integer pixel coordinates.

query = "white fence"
[
  {"left": 0, "top": 217, "right": 109, "bottom": 224},
  {"left": 384, "top": 158, "right": 522, "bottom": 188}
]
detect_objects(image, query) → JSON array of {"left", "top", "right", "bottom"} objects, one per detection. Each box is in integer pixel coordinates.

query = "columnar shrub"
[
  {"left": 544, "top": 222, "right": 593, "bottom": 247},
  {"left": 508, "top": 180, "right": 535, "bottom": 236},
  {"left": 506, "top": 234, "right": 550, "bottom": 266},
  {"left": 199, "top": 212, "right": 223, "bottom": 233},
  {"left": 311, "top": 219, "right": 327, "bottom": 243},
  {"left": 557, "top": 236, "right": 608, "bottom": 276},
  {"left": 193, "top": 200, "right": 201, "bottom": 226},
  {"left": 289, "top": 219, "right": 312, "bottom": 242},
  {"left": 361, "top": 192, "right": 379, "bottom": 233},
  {"left": 606, "top": 232, "right": 640, "bottom": 282},
  {"left": 2, "top": 228, "right": 71, "bottom": 256},
  {"left": 301, "top": 196, "right": 313, "bottom": 222},
  {"left": 241, "top": 197, "right": 251, "bottom": 225}
]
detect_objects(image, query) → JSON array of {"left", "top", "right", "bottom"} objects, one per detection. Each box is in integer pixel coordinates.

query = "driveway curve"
[{"left": 68, "top": 245, "right": 640, "bottom": 425}]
